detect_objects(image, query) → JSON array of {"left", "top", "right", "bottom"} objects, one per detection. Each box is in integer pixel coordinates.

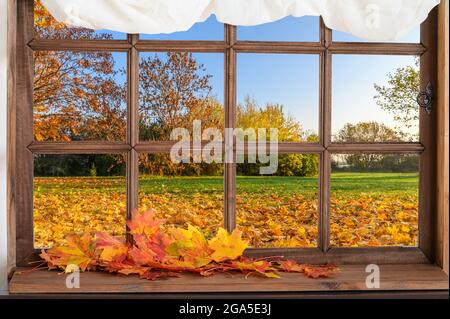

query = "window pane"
[
  {"left": 236, "top": 154, "right": 319, "bottom": 248},
  {"left": 238, "top": 16, "right": 319, "bottom": 42},
  {"left": 330, "top": 154, "right": 419, "bottom": 247},
  {"left": 34, "top": 154, "right": 126, "bottom": 248},
  {"left": 34, "top": 0, "right": 126, "bottom": 39},
  {"left": 139, "top": 52, "right": 224, "bottom": 141},
  {"left": 139, "top": 153, "right": 224, "bottom": 238},
  {"left": 332, "top": 55, "right": 420, "bottom": 142},
  {"left": 34, "top": 51, "right": 127, "bottom": 141},
  {"left": 140, "top": 16, "right": 223, "bottom": 40},
  {"left": 333, "top": 26, "right": 420, "bottom": 43},
  {"left": 237, "top": 54, "right": 319, "bottom": 142}
]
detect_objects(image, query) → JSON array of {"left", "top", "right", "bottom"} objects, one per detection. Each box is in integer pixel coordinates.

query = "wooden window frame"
[{"left": 7, "top": 0, "right": 446, "bottom": 279}]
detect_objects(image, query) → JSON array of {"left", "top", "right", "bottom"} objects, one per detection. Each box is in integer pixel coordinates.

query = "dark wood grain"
[
  {"left": 135, "top": 41, "right": 228, "bottom": 53},
  {"left": 9, "top": 264, "right": 448, "bottom": 294},
  {"left": 435, "top": 0, "right": 449, "bottom": 275},
  {"left": 14, "top": 0, "right": 35, "bottom": 266},
  {"left": 27, "top": 142, "right": 131, "bottom": 153},
  {"left": 419, "top": 9, "right": 438, "bottom": 262},
  {"left": 7, "top": 0, "right": 18, "bottom": 274},
  {"left": 29, "top": 39, "right": 132, "bottom": 51},
  {"left": 224, "top": 25, "right": 237, "bottom": 232},
  {"left": 327, "top": 143, "right": 425, "bottom": 153},
  {"left": 329, "top": 42, "right": 426, "bottom": 55},
  {"left": 234, "top": 41, "right": 324, "bottom": 54}
]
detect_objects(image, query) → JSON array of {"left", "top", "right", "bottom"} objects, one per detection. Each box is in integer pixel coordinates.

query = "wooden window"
[{"left": 10, "top": 0, "right": 442, "bottom": 274}]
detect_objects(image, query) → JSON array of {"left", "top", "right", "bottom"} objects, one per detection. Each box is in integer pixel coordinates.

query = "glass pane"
[
  {"left": 237, "top": 54, "right": 319, "bottom": 142},
  {"left": 34, "top": 51, "right": 127, "bottom": 142},
  {"left": 238, "top": 16, "right": 319, "bottom": 42},
  {"left": 139, "top": 52, "right": 224, "bottom": 141},
  {"left": 140, "top": 16, "right": 223, "bottom": 40},
  {"left": 236, "top": 154, "right": 319, "bottom": 248},
  {"left": 332, "top": 55, "right": 420, "bottom": 142},
  {"left": 138, "top": 153, "right": 224, "bottom": 238},
  {"left": 333, "top": 26, "right": 420, "bottom": 43},
  {"left": 330, "top": 154, "right": 419, "bottom": 247},
  {"left": 34, "top": 0, "right": 126, "bottom": 39},
  {"left": 34, "top": 154, "right": 126, "bottom": 248}
]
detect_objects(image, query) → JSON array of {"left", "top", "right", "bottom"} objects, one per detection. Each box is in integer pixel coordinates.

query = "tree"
[
  {"left": 335, "top": 121, "right": 401, "bottom": 143},
  {"left": 34, "top": 1, "right": 126, "bottom": 142},
  {"left": 138, "top": 52, "right": 224, "bottom": 176},
  {"left": 237, "top": 96, "right": 303, "bottom": 142},
  {"left": 139, "top": 52, "right": 222, "bottom": 141},
  {"left": 374, "top": 60, "right": 420, "bottom": 137},
  {"left": 335, "top": 121, "right": 403, "bottom": 171}
]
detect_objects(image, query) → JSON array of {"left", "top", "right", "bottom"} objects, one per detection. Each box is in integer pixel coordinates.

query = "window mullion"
[
  {"left": 319, "top": 21, "right": 332, "bottom": 252},
  {"left": 224, "top": 24, "right": 237, "bottom": 232},
  {"left": 126, "top": 34, "right": 139, "bottom": 243}
]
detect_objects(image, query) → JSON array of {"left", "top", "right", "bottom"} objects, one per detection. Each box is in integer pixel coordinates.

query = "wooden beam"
[
  {"left": 29, "top": 39, "right": 132, "bottom": 51},
  {"left": 233, "top": 41, "right": 324, "bottom": 54},
  {"left": 436, "top": 0, "right": 449, "bottom": 275},
  {"left": 327, "top": 143, "right": 425, "bottom": 153},
  {"left": 419, "top": 8, "right": 438, "bottom": 262},
  {"left": 224, "top": 25, "right": 237, "bottom": 232},
  {"left": 9, "top": 264, "right": 448, "bottom": 294},
  {"left": 14, "top": 0, "right": 34, "bottom": 267},
  {"left": 27, "top": 142, "right": 131, "bottom": 154},
  {"left": 135, "top": 41, "right": 227, "bottom": 53},
  {"left": 329, "top": 42, "right": 426, "bottom": 55},
  {"left": 7, "top": 0, "right": 17, "bottom": 275}
]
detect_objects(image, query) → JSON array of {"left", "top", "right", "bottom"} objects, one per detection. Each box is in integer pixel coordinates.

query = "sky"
[{"left": 103, "top": 15, "right": 420, "bottom": 138}]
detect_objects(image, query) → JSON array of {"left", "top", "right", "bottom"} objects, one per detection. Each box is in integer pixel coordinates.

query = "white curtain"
[{"left": 42, "top": 0, "right": 440, "bottom": 41}]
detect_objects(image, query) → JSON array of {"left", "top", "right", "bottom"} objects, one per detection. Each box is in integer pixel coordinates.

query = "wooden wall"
[{"left": 436, "top": 0, "right": 449, "bottom": 275}]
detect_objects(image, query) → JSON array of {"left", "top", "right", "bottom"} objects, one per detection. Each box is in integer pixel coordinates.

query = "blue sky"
[{"left": 107, "top": 15, "right": 420, "bottom": 137}]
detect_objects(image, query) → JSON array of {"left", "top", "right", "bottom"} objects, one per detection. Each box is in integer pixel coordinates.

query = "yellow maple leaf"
[{"left": 208, "top": 228, "right": 248, "bottom": 262}]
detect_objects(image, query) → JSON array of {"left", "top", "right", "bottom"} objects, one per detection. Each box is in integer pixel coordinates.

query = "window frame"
[{"left": 10, "top": 0, "right": 439, "bottom": 267}]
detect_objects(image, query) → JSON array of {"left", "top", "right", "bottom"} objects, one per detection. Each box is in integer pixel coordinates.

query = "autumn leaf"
[
  {"left": 277, "top": 260, "right": 305, "bottom": 273},
  {"left": 95, "top": 232, "right": 128, "bottom": 262},
  {"left": 208, "top": 228, "right": 248, "bottom": 262},
  {"left": 39, "top": 208, "right": 339, "bottom": 281},
  {"left": 227, "top": 258, "right": 280, "bottom": 278},
  {"left": 166, "top": 224, "right": 212, "bottom": 267},
  {"left": 303, "top": 265, "right": 339, "bottom": 278},
  {"left": 40, "top": 233, "right": 96, "bottom": 272},
  {"left": 127, "top": 209, "right": 162, "bottom": 238}
]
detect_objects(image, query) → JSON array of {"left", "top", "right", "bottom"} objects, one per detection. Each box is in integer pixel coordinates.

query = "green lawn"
[
  {"left": 137, "top": 172, "right": 418, "bottom": 196},
  {"left": 35, "top": 172, "right": 419, "bottom": 196}
]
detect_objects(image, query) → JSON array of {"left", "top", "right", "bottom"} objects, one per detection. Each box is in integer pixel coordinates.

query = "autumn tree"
[
  {"left": 139, "top": 52, "right": 223, "bottom": 141},
  {"left": 374, "top": 60, "right": 420, "bottom": 137},
  {"left": 235, "top": 97, "right": 318, "bottom": 177},
  {"left": 34, "top": 0, "right": 126, "bottom": 142},
  {"left": 237, "top": 96, "right": 303, "bottom": 142},
  {"left": 138, "top": 52, "right": 224, "bottom": 176}
]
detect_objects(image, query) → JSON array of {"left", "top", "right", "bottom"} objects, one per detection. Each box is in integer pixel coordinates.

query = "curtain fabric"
[{"left": 41, "top": 0, "right": 440, "bottom": 41}]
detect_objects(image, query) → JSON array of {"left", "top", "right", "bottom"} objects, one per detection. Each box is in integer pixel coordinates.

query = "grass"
[
  {"left": 35, "top": 172, "right": 419, "bottom": 195},
  {"left": 33, "top": 172, "right": 420, "bottom": 248}
]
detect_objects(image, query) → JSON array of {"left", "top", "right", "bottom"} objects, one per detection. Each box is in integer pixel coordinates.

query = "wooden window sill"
[{"left": 9, "top": 264, "right": 448, "bottom": 294}]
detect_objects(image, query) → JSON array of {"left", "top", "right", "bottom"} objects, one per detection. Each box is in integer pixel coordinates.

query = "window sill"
[{"left": 9, "top": 264, "right": 448, "bottom": 295}]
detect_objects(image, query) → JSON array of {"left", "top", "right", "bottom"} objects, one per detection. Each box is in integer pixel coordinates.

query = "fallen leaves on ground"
[
  {"left": 33, "top": 176, "right": 418, "bottom": 249},
  {"left": 40, "top": 209, "right": 338, "bottom": 280}
]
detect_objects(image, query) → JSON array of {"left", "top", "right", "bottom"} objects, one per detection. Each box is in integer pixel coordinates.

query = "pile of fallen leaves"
[{"left": 40, "top": 209, "right": 337, "bottom": 280}]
